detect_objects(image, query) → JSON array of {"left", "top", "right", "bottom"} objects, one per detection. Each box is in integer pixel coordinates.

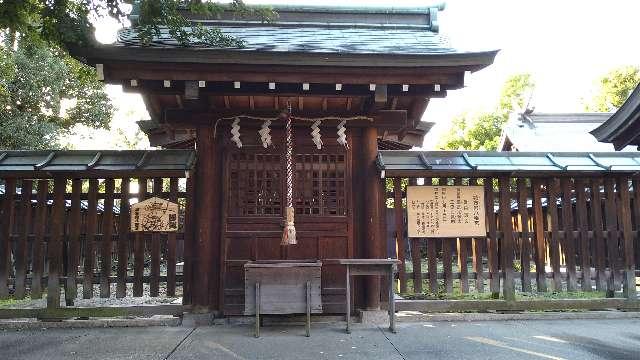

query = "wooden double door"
[{"left": 221, "top": 140, "right": 354, "bottom": 315}]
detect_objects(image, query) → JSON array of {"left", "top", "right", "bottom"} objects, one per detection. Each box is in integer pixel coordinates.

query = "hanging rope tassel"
[{"left": 281, "top": 106, "right": 297, "bottom": 245}]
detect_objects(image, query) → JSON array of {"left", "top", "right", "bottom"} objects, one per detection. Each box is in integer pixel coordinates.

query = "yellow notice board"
[{"left": 407, "top": 186, "right": 486, "bottom": 238}]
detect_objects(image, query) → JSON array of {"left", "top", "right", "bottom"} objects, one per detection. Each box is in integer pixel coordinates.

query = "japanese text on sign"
[
  {"left": 130, "top": 197, "right": 179, "bottom": 232},
  {"left": 407, "top": 186, "right": 486, "bottom": 238}
]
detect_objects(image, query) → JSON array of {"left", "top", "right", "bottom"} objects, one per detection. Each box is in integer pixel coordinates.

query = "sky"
[{"left": 78, "top": 0, "right": 640, "bottom": 150}]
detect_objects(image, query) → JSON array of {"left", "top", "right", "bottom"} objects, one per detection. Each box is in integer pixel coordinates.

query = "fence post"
[
  {"left": 617, "top": 177, "right": 636, "bottom": 299},
  {"left": 0, "top": 178, "right": 16, "bottom": 299},
  {"left": 561, "top": 178, "right": 578, "bottom": 291},
  {"left": 532, "top": 179, "right": 547, "bottom": 292},
  {"left": 517, "top": 178, "right": 531, "bottom": 292},
  {"left": 603, "top": 178, "right": 619, "bottom": 295},
  {"left": 66, "top": 179, "right": 82, "bottom": 305},
  {"left": 498, "top": 177, "right": 515, "bottom": 301},
  {"left": 409, "top": 178, "right": 423, "bottom": 294},
  {"left": 117, "top": 177, "right": 131, "bottom": 298},
  {"left": 47, "top": 177, "right": 66, "bottom": 309},
  {"left": 83, "top": 179, "right": 99, "bottom": 299},
  {"left": 485, "top": 177, "right": 500, "bottom": 296},
  {"left": 574, "top": 178, "right": 592, "bottom": 292},
  {"left": 15, "top": 180, "right": 32, "bottom": 300},
  {"left": 393, "top": 178, "right": 406, "bottom": 293},
  {"left": 100, "top": 178, "right": 115, "bottom": 298}
]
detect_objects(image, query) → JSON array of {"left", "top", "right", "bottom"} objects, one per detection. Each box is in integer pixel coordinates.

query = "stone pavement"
[{"left": 2, "top": 318, "right": 640, "bottom": 359}]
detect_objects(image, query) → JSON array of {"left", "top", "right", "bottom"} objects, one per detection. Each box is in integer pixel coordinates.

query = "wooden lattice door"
[{"left": 221, "top": 141, "right": 352, "bottom": 315}]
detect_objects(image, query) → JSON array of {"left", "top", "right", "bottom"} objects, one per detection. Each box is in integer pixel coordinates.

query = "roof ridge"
[
  {"left": 522, "top": 112, "right": 615, "bottom": 116},
  {"left": 131, "top": 2, "right": 445, "bottom": 31}
]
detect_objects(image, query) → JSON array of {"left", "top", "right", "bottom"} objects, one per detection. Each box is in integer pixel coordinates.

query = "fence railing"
[
  {"left": 0, "top": 175, "right": 193, "bottom": 308},
  {"left": 389, "top": 175, "right": 638, "bottom": 300}
]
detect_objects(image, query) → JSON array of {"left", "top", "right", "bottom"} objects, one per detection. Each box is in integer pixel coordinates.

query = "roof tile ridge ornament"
[
  {"left": 418, "top": 152, "right": 433, "bottom": 170},
  {"left": 34, "top": 152, "right": 56, "bottom": 170},
  {"left": 429, "top": 6, "right": 440, "bottom": 33},
  {"left": 545, "top": 153, "right": 568, "bottom": 171},
  {"left": 135, "top": 150, "right": 150, "bottom": 169},
  {"left": 87, "top": 151, "right": 102, "bottom": 169},
  {"left": 462, "top": 152, "right": 478, "bottom": 170},
  {"left": 588, "top": 153, "right": 612, "bottom": 170}
]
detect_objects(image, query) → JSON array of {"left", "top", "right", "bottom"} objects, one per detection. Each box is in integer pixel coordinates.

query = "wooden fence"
[
  {"left": 0, "top": 175, "right": 193, "bottom": 308},
  {"left": 389, "top": 175, "right": 638, "bottom": 300}
]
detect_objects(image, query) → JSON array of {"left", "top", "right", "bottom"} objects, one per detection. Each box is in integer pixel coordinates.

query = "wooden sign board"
[
  {"left": 130, "top": 197, "right": 179, "bottom": 232},
  {"left": 407, "top": 186, "right": 486, "bottom": 238}
]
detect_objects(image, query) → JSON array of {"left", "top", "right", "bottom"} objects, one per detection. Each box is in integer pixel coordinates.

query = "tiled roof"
[
  {"left": 83, "top": 4, "right": 497, "bottom": 69},
  {"left": 498, "top": 112, "right": 638, "bottom": 152},
  {"left": 108, "top": 4, "right": 496, "bottom": 61},
  {"left": 0, "top": 150, "right": 195, "bottom": 177},
  {"left": 378, "top": 150, "right": 640, "bottom": 177},
  {"left": 117, "top": 25, "right": 455, "bottom": 55}
]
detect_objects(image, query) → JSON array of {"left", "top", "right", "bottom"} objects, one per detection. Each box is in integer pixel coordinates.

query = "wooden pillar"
[
  {"left": 363, "top": 127, "right": 383, "bottom": 310},
  {"left": 192, "top": 125, "right": 221, "bottom": 311}
]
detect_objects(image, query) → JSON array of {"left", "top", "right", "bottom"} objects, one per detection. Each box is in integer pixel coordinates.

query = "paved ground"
[{"left": 1, "top": 318, "right": 640, "bottom": 360}]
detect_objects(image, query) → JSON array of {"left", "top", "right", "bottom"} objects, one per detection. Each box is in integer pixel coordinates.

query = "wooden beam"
[
  {"left": 162, "top": 109, "right": 408, "bottom": 130},
  {"left": 407, "top": 98, "right": 430, "bottom": 128},
  {"left": 102, "top": 62, "right": 469, "bottom": 86},
  {"left": 374, "top": 84, "right": 388, "bottom": 104},
  {"left": 184, "top": 80, "right": 199, "bottom": 100},
  {"left": 122, "top": 81, "right": 448, "bottom": 98},
  {"left": 141, "top": 95, "right": 162, "bottom": 120}
]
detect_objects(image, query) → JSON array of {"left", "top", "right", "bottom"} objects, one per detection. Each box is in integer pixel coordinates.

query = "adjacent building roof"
[
  {"left": 377, "top": 150, "right": 640, "bottom": 177},
  {"left": 497, "top": 111, "right": 638, "bottom": 152},
  {"left": 81, "top": 4, "right": 497, "bottom": 68},
  {"left": 590, "top": 84, "right": 640, "bottom": 150},
  {"left": 0, "top": 150, "right": 195, "bottom": 177}
]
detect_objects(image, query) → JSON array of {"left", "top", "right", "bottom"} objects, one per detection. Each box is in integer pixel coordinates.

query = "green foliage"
[
  {"left": 438, "top": 74, "right": 535, "bottom": 151},
  {"left": 0, "top": 38, "right": 113, "bottom": 149},
  {"left": 584, "top": 65, "right": 640, "bottom": 112},
  {"left": 0, "top": 0, "right": 276, "bottom": 50}
]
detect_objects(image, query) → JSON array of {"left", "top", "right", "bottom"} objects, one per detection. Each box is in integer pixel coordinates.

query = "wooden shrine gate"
[
  {"left": 0, "top": 150, "right": 195, "bottom": 314},
  {"left": 380, "top": 151, "right": 640, "bottom": 311},
  {"left": 221, "top": 129, "right": 353, "bottom": 315}
]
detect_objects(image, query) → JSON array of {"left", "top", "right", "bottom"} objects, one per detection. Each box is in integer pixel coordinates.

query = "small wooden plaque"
[{"left": 130, "top": 197, "right": 179, "bottom": 232}]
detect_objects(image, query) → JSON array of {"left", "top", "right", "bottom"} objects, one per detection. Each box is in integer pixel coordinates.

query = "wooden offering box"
[{"left": 244, "top": 261, "right": 322, "bottom": 337}]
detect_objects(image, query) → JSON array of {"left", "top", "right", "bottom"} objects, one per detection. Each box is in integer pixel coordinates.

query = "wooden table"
[
  {"left": 244, "top": 261, "right": 322, "bottom": 337},
  {"left": 327, "top": 259, "right": 399, "bottom": 334}
]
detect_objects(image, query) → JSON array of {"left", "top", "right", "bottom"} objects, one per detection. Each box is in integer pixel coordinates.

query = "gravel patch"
[{"left": 5, "top": 283, "right": 182, "bottom": 309}]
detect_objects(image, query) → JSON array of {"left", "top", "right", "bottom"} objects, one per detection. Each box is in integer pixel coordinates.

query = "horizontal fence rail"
[
  {"left": 388, "top": 175, "right": 638, "bottom": 301},
  {"left": 0, "top": 175, "right": 194, "bottom": 309}
]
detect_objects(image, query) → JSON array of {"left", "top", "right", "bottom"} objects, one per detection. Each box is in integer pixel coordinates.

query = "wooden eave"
[
  {"left": 80, "top": 43, "right": 495, "bottom": 142},
  {"left": 590, "top": 85, "right": 640, "bottom": 150},
  {"left": 80, "top": 45, "right": 497, "bottom": 70}
]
